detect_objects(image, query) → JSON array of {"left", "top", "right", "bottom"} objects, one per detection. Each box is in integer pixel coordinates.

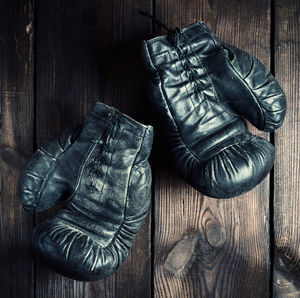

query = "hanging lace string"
[
  {"left": 140, "top": 11, "right": 202, "bottom": 95},
  {"left": 140, "top": 10, "right": 183, "bottom": 47}
]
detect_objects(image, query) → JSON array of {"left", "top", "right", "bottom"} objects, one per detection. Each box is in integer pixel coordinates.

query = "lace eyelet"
[
  {"left": 183, "top": 63, "right": 189, "bottom": 71},
  {"left": 192, "top": 72, "right": 199, "bottom": 80},
  {"left": 188, "top": 75, "right": 194, "bottom": 82},
  {"left": 178, "top": 52, "right": 184, "bottom": 60},
  {"left": 194, "top": 84, "right": 201, "bottom": 93}
]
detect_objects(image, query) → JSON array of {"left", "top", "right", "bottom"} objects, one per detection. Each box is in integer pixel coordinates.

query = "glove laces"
[
  {"left": 140, "top": 11, "right": 202, "bottom": 96},
  {"left": 87, "top": 114, "right": 120, "bottom": 191},
  {"left": 140, "top": 10, "right": 183, "bottom": 47}
]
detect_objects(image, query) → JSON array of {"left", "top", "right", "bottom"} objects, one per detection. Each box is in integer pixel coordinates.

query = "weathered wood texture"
[
  {"left": 0, "top": 1, "right": 35, "bottom": 297},
  {"left": 35, "top": 1, "right": 153, "bottom": 297},
  {"left": 0, "top": 0, "right": 299, "bottom": 297},
  {"left": 273, "top": 0, "right": 300, "bottom": 296},
  {"left": 153, "top": 0, "right": 271, "bottom": 297}
]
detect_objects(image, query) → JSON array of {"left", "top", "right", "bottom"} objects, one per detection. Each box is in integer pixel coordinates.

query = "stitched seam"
[
  {"left": 147, "top": 32, "right": 207, "bottom": 56},
  {"left": 148, "top": 42, "right": 199, "bottom": 112},
  {"left": 133, "top": 160, "right": 148, "bottom": 170},
  {"left": 227, "top": 56, "right": 266, "bottom": 128},
  {"left": 146, "top": 21, "right": 203, "bottom": 45},
  {"left": 191, "top": 48, "right": 239, "bottom": 117},
  {"left": 60, "top": 131, "right": 148, "bottom": 250},
  {"left": 34, "top": 143, "right": 72, "bottom": 208},
  {"left": 147, "top": 40, "right": 201, "bottom": 119},
  {"left": 55, "top": 206, "right": 149, "bottom": 252},
  {"left": 171, "top": 33, "right": 202, "bottom": 111},
  {"left": 150, "top": 49, "right": 169, "bottom": 58},
  {"left": 51, "top": 220, "right": 104, "bottom": 248},
  {"left": 123, "top": 128, "right": 144, "bottom": 138},
  {"left": 175, "top": 54, "right": 198, "bottom": 111},
  {"left": 222, "top": 44, "right": 271, "bottom": 129},
  {"left": 184, "top": 42, "right": 206, "bottom": 107},
  {"left": 89, "top": 127, "right": 121, "bottom": 193},
  {"left": 157, "top": 71, "right": 202, "bottom": 163},
  {"left": 200, "top": 133, "right": 253, "bottom": 161},
  {"left": 186, "top": 32, "right": 239, "bottom": 117},
  {"left": 102, "top": 127, "right": 147, "bottom": 249},
  {"left": 144, "top": 41, "right": 159, "bottom": 73},
  {"left": 92, "top": 108, "right": 150, "bottom": 137},
  {"left": 63, "top": 131, "right": 105, "bottom": 203},
  {"left": 182, "top": 31, "right": 213, "bottom": 104},
  {"left": 243, "top": 57, "right": 255, "bottom": 80},
  {"left": 187, "top": 32, "right": 206, "bottom": 42},
  {"left": 200, "top": 23, "right": 222, "bottom": 48}
]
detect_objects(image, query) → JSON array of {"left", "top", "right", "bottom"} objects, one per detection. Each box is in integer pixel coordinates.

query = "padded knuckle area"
[
  {"left": 32, "top": 209, "right": 148, "bottom": 281},
  {"left": 196, "top": 136, "right": 274, "bottom": 198},
  {"left": 33, "top": 221, "right": 116, "bottom": 281}
]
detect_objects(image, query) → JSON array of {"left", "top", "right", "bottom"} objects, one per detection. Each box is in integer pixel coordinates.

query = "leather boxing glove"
[
  {"left": 19, "top": 125, "right": 82, "bottom": 212},
  {"left": 19, "top": 102, "right": 153, "bottom": 281},
  {"left": 141, "top": 21, "right": 286, "bottom": 198}
]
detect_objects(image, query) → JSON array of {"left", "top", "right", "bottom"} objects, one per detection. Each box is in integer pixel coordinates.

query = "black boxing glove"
[
  {"left": 19, "top": 125, "right": 82, "bottom": 212},
  {"left": 141, "top": 21, "right": 286, "bottom": 198},
  {"left": 19, "top": 102, "right": 153, "bottom": 281}
]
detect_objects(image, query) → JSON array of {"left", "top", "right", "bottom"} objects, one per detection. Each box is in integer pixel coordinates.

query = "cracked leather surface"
[
  {"left": 142, "top": 21, "right": 286, "bottom": 198},
  {"left": 19, "top": 102, "right": 153, "bottom": 281}
]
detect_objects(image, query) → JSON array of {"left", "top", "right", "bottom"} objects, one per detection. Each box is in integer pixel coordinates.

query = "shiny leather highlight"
[
  {"left": 142, "top": 21, "right": 286, "bottom": 198},
  {"left": 19, "top": 102, "right": 153, "bottom": 281}
]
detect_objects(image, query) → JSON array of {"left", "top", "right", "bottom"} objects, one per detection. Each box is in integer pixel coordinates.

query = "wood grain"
[
  {"left": 1, "top": 0, "right": 298, "bottom": 296},
  {"left": 0, "top": 0, "right": 34, "bottom": 297},
  {"left": 273, "top": 1, "right": 300, "bottom": 296},
  {"left": 35, "top": 0, "right": 153, "bottom": 297},
  {"left": 153, "top": 0, "right": 271, "bottom": 297}
]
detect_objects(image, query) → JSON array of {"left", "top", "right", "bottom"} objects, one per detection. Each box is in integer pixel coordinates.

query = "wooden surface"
[
  {"left": 34, "top": 1, "right": 153, "bottom": 297},
  {"left": 0, "top": 1, "right": 34, "bottom": 297},
  {"left": 273, "top": 0, "right": 300, "bottom": 297},
  {"left": 0, "top": 0, "right": 298, "bottom": 297},
  {"left": 153, "top": 1, "right": 271, "bottom": 297}
]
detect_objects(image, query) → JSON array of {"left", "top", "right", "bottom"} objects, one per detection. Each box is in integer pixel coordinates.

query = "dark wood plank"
[
  {"left": 273, "top": 1, "right": 300, "bottom": 296},
  {"left": 35, "top": 0, "right": 153, "bottom": 297},
  {"left": 153, "top": 0, "right": 271, "bottom": 296},
  {"left": 0, "top": 0, "right": 34, "bottom": 297}
]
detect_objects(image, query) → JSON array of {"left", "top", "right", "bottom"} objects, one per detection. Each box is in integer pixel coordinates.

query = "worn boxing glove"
[
  {"left": 19, "top": 102, "right": 153, "bottom": 281},
  {"left": 142, "top": 21, "right": 286, "bottom": 198}
]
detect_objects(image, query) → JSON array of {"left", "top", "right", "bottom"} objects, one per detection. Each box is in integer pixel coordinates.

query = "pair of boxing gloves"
[{"left": 19, "top": 22, "right": 286, "bottom": 281}]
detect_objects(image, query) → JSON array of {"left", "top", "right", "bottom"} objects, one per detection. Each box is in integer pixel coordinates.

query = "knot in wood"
[
  {"left": 204, "top": 218, "right": 226, "bottom": 248},
  {"left": 164, "top": 231, "right": 199, "bottom": 278}
]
